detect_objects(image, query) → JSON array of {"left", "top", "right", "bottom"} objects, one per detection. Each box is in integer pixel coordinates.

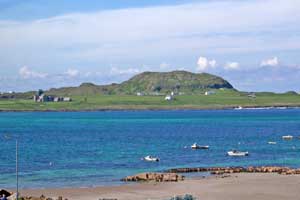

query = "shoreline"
[
  {"left": 0, "top": 105, "right": 300, "bottom": 112},
  {"left": 18, "top": 173, "right": 300, "bottom": 200}
]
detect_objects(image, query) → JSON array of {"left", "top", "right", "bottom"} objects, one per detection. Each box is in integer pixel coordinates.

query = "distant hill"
[
  {"left": 0, "top": 71, "right": 235, "bottom": 99},
  {"left": 46, "top": 70, "right": 234, "bottom": 96},
  {"left": 114, "top": 71, "right": 233, "bottom": 94}
]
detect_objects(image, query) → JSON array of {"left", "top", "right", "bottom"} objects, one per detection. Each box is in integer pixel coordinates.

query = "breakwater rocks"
[
  {"left": 122, "top": 166, "right": 300, "bottom": 182},
  {"left": 166, "top": 166, "right": 300, "bottom": 175},
  {"left": 121, "top": 172, "right": 185, "bottom": 182}
]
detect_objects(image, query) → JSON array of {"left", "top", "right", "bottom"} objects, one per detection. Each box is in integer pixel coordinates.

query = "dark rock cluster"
[{"left": 121, "top": 172, "right": 185, "bottom": 182}]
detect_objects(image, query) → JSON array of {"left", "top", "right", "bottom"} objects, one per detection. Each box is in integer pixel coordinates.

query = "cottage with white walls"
[
  {"left": 165, "top": 95, "right": 172, "bottom": 101},
  {"left": 205, "top": 91, "right": 216, "bottom": 95}
]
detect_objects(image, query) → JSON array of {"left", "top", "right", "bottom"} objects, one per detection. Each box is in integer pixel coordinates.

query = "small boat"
[
  {"left": 227, "top": 150, "right": 249, "bottom": 157},
  {"left": 268, "top": 141, "right": 277, "bottom": 145},
  {"left": 191, "top": 143, "right": 209, "bottom": 150},
  {"left": 142, "top": 155, "right": 159, "bottom": 162},
  {"left": 282, "top": 135, "right": 293, "bottom": 140}
]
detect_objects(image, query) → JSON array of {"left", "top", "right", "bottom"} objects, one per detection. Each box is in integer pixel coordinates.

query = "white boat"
[
  {"left": 268, "top": 141, "right": 277, "bottom": 145},
  {"left": 227, "top": 150, "right": 249, "bottom": 157},
  {"left": 191, "top": 143, "right": 209, "bottom": 149},
  {"left": 142, "top": 155, "right": 159, "bottom": 162},
  {"left": 282, "top": 135, "right": 293, "bottom": 140}
]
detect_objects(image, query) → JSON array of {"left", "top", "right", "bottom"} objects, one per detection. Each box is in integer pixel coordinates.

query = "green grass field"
[{"left": 0, "top": 90, "right": 300, "bottom": 111}]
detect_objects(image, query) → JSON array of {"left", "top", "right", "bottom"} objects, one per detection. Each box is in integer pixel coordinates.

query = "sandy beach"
[{"left": 19, "top": 173, "right": 300, "bottom": 200}]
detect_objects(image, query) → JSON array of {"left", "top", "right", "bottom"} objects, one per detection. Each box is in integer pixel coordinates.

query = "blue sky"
[
  {"left": 0, "top": 0, "right": 300, "bottom": 92},
  {"left": 0, "top": 0, "right": 197, "bottom": 20}
]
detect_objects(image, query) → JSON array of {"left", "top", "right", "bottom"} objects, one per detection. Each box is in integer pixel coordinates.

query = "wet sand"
[{"left": 20, "top": 173, "right": 300, "bottom": 200}]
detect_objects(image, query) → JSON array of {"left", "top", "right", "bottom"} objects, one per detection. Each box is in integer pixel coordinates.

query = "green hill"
[
  {"left": 45, "top": 70, "right": 234, "bottom": 96},
  {"left": 115, "top": 71, "right": 233, "bottom": 94}
]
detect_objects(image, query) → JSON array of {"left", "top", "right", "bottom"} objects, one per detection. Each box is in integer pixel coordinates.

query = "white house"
[
  {"left": 54, "top": 97, "right": 61, "bottom": 102},
  {"left": 165, "top": 95, "right": 173, "bottom": 101},
  {"left": 205, "top": 91, "right": 216, "bottom": 95},
  {"left": 63, "top": 97, "right": 72, "bottom": 102},
  {"left": 247, "top": 93, "right": 256, "bottom": 98}
]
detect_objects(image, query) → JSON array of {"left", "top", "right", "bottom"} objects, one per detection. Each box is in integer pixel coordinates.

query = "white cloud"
[
  {"left": 197, "top": 57, "right": 209, "bottom": 70},
  {"left": 0, "top": 0, "right": 299, "bottom": 69},
  {"left": 159, "top": 62, "right": 170, "bottom": 70},
  {"left": 84, "top": 71, "right": 92, "bottom": 77},
  {"left": 260, "top": 57, "right": 279, "bottom": 67},
  {"left": 19, "top": 66, "right": 48, "bottom": 79},
  {"left": 224, "top": 62, "right": 240, "bottom": 70},
  {"left": 65, "top": 68, "right": 79, "bottom": 77},
  {"left": 196, "top": 56, "right": 217, "bottom": 71},
  {"left": 110, "top": 67, "right": 141, "bottom": 75},
  {"left": 208, "top": 60, "right": 217, "bottom": 68}
]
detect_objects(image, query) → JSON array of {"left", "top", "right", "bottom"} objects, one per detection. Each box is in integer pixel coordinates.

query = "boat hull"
[
  {"left": 143, "top": 156, "right": 159, "bottom": 162},
  {"left": 282, "top": 136, "right": 293, "bottom": 140},
  {"left": 191, "top": 145, "right": 209, "bottom": 150},
  {"left": 227, "top": 151, "right": 249, "bottom": 157}
]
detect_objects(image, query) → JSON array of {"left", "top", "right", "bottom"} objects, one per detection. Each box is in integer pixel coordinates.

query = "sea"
[{"left": 0, "top": 109, "right": 300, "bottom": 189}]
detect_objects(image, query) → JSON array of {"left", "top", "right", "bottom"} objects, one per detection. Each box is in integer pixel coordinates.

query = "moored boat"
[
  {"left": 227, "top": 150, "right": 249, "bottom": 157},
  {"left": 282, "top": 135, "right": 293, "bottom": 140},
  {"left": 191, "top": 143, "right": 209, "bottom": 150},
  {"left": 142, "top": 155, "right": 159, "bottom": 162},
  {"left": 268, "top": 141, "right": 277, "bottom": 145}
]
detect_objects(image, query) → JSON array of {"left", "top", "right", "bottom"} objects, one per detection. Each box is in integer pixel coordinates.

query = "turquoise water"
[{"left": 0, "top": 109, "right": 300, "bottom": 189}]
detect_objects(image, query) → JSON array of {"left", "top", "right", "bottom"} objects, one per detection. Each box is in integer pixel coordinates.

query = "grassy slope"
[
  {"left": 116, "top": 71, "right": 233, "bottom": 94},
  {"left": 42, "top": 71, "right": 234, "bottom": 96},
  {"left": 0, "top": 90, "right": 299, "bottom": 111}
]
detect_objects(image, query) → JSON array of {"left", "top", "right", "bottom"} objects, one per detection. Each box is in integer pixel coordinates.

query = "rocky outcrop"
[
  {"left": 121, "top": 172, "right": 184, "bottom": 182},
  {"left": 167, "top": 166, "right": 300, "bottom": 175}
]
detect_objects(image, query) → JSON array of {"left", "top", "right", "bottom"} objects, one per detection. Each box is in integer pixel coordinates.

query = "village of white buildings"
[{"left": 33, "top": 89, "right": 72, "bottom": 102}]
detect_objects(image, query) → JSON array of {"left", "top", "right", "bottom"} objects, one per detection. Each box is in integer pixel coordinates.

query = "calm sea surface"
[{"left": 0, "top": 109, "right": 300, "bottom": 189}]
